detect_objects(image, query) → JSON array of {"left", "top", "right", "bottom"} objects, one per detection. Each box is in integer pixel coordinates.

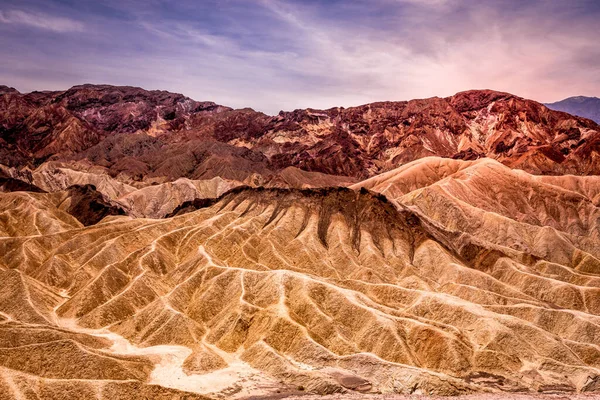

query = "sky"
[{"left": 0, "top": 0, "right": 599, "bottom": 115}]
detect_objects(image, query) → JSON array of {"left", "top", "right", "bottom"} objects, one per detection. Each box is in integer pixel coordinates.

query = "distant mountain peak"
[
  {"left": 545, "top": 95, "right": 600, "bottom": 123},
  {"left": 0, "top": 85, "right": 19, "bottom": 94},
  {"left": 563, "top": 95, "right": 599, "bottom": 102}
]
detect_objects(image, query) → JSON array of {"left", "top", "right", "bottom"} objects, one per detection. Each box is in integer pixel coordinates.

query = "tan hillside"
[{"left": 1, "top": 160, "right": 600, "bottom": 397}]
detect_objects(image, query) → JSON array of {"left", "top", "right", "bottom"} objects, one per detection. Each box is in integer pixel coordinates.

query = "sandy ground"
[
  {"left": 56, "top": 317, "right": 286, "bottom": 399},
  {"left": 267, "top": 395, "right": 600, "bottom": 400}
]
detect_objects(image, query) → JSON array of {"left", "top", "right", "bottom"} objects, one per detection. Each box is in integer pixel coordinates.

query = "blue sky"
[{"left": 1, "top": 0, "right": 599, "bottom": 114}]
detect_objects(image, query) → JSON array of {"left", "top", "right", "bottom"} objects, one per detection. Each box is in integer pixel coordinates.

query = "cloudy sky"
[{"left": 0, "top": 0, "right": 599, "bottom": 114}]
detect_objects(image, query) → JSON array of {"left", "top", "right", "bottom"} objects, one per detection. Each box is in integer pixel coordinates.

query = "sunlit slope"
[{"left": 2, "top": 174, "right": 600, "bottom": 396}]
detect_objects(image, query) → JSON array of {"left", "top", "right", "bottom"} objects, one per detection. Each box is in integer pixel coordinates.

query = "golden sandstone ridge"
[
  {"left": 1, "top": 157, "right": 600, "bottom": 398},
  {"left": 1, "top": 86, "right": 600, "bottom": 399}
]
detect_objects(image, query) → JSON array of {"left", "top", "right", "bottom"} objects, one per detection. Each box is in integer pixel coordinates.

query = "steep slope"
[
  {"left": 60, "top": 184, "right": 127, "bottom": 226},
  {"left": 0, "top": 166, "right": 45, "bottom": 194},
  {"left": 353, "top": 157, "right": 600, "bottom": 239},
  {"left": 53, "top": 84, "right": 230, "bottom": 134},
  {"left": 353, "top": 158, "right": 600, "bottom": 279},
  {"left": 2, "top": 174, "right": 600, "bottom": 396},
  {"left": 546, "top": 96, "right": 600, "bottom": 124},
  {"left": 29, "top": 161, "right": 139, "bottom": 199}
]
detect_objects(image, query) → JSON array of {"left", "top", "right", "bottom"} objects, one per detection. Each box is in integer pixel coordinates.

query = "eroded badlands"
[{"left": 1, "top": 157, "right": 600, "bottom": 399}]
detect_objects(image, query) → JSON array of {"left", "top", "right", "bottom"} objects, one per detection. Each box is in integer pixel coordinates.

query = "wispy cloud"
[
  {"left": 0, "top": 9, "right": 84, "bottom": 32},
  {"left": 0, "top": 0, "right": 598, "bottom": 113}
]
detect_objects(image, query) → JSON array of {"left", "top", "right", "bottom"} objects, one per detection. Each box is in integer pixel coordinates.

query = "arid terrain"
[{"left": 1, "top": 85, "right": 600, "bottom": 399}]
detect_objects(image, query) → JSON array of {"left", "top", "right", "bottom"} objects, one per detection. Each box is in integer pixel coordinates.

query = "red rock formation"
[{"left": 2, "top": 85, "right": 599, "bottom": 180}]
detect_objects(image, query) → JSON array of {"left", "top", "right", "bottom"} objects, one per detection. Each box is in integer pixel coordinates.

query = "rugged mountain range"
[
  {"left": 1, "top": 85, "right": 600, "bottom": 399},
  {"left": 2, "top": 85, "right": 600, "bottom": 180},
  {"left": 546, "top": 96, "right": 600, "bottom": 124}
]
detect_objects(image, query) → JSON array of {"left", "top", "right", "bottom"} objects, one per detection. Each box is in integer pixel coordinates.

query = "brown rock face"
[
  {"left": 54, "top": 84, "right": 230, "bottom": 134},
  {"left": 60, "top": 184, "right": 127, "bottom": 226},
  {"left": 0, "top": 177, "right": 45, "bottom": 193},
  {"left": 0, "top": 84, "right": 229, "bottom": 166},
  {"left": 78, "top": 88, "right": 600, "bottom": 179}
]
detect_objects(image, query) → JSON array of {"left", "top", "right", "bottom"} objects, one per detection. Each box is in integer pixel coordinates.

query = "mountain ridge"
[
  {"left": 2, "top": 84, "right": 600, "bottom": 181},
  {"left": 546, "top": 95, "right": 600, "bottom": 124}
]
